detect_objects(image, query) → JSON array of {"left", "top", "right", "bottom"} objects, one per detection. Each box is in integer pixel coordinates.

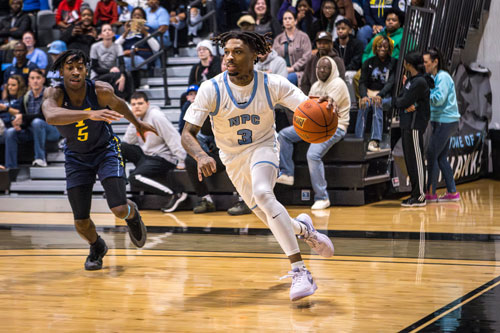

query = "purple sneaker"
[
  {"left": 438, "top": 192, "right": 460, "bottom": 202},
  {"left": 295, "top": 213, "right": 334, "bottom": 258},
  {"left": 281, "top": 267, "right": 318, "bottom": 301},
  {"left": 425, "top": 193, "right": 438, "bottom": 202}
]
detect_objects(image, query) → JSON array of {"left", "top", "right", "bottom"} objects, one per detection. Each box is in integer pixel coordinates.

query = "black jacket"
[
  {"left": 394, "top": 73, "right": 435, "bottom": 131},
  {"left": 188, "top": 56, "right": 222, "bottom": 86},
  {"left": 359, "top": 55, "right": 397, "bottom": 98},
  {"left": 61, "top": 24, "right": 97, "bottom": 58},
  {"left": 333, "top": 37, "right": 364, "bottom": 71},
  {"left": 0, "top": 12, "right": 31, "bottom": 40}
]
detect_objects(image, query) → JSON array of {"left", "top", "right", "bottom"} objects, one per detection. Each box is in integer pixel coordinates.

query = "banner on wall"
[
  {"left": 391, "top": 120, "right": 488, "bottom": 193},
  {"left": 391, "top": 62, "right": 492, "bottom": 193}
]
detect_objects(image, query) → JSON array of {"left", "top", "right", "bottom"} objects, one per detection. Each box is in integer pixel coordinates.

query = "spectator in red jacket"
[
  {"left": 56, "top": 0, "right": 83, "bottom": 29},
  {"left": 94, "top": 0, "right": 119, "bottom": 27}
]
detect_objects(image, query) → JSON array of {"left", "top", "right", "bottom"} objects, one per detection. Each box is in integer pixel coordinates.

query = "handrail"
[
  {"left": 187, "top": 0, "right": 218, "bottom": 49},
  {"left": 130, "top": 29, "right": 171, "bottom": 106}
]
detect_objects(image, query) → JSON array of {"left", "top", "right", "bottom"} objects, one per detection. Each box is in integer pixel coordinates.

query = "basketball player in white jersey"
[{"left": 182, "top": 31, "right": 335, "bottom": 301}]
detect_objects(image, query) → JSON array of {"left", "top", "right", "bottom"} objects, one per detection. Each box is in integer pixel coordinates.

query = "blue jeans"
[
  {"left": 124, "top": 55, "right": 147, "bottom": 71},
  {"left": 354, "top": 97, "right": 391, "bottom": 141},
  {"left": 426, "top": 121, "right": 459, "bottom": 194},
  {"left": 356, "top": 25, "right": 374, "bottom": 50},
  {"left": 278, "top": 125, "right": 346, "bottom": 201},
  {"left": 287, "top": 72, "right": 298, "bottom": 86},
  {"left": 5, "top": 118, "right": 60, "bottom": 168}
]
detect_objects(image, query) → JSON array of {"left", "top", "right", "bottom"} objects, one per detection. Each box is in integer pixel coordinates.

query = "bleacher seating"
[{"left": 0, "top": 0, "right": 488, "bottom": 212}]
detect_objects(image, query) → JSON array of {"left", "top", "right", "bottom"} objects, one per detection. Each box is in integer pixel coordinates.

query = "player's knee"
[
  {"left": 110, "top": 204, "right": 129, "bottom": 219},
  {"left": 253, "top": 186, "right": 275, "bottom": 205},
  {"left": 74, "top": 218, "right": 91, "bottom": 228}
]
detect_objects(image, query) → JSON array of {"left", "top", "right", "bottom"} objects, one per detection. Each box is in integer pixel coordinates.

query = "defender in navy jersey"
[{"left": 42, "top": 50, "right": 158, "bottom": 271}]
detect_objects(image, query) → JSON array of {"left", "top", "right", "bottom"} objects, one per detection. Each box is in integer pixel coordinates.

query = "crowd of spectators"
[{"left": 0, "top": 0, "right": 451, "bottom": 210}]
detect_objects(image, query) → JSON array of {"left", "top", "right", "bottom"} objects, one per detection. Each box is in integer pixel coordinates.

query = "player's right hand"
[
  {"left": 89, "top": 109, "right": 123, "bottom": 123},
  {"left": 197, "top": 155, "right": 217, "bottom": 181}
]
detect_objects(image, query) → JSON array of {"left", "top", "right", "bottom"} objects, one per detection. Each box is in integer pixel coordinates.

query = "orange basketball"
[{"left": 293, "top": 99, "right": 338, "bottom": 143}]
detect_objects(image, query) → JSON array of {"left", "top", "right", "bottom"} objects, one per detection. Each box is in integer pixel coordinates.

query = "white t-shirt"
[{"left": 184, "top": 70, "right": 308, "bottom": 158}]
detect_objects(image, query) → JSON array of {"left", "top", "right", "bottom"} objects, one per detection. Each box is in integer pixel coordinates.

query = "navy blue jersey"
[{"left": 55, "top": 80, "right": 115, "bottom": 154}]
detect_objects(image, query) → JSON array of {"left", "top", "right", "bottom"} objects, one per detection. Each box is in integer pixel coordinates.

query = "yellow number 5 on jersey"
[
  {"left": 76, "top": 120, "right": 88, "bottom": 141},
  {"left": 76, "top": 107, "right": 91, "bottom": 141}
]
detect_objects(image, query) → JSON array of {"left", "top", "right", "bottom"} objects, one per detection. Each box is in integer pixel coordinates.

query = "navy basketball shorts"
[{"left": 64, "top": 145, "right": 125, "bottom": 190}]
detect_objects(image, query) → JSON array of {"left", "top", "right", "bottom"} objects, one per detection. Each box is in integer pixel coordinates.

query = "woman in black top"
[
  {"left": 249, "top": 0, "right": 282, "bottom": 38},
  {"left": 60, "top": 8, "right": 97, "bottom": 58},
  {"left": 356, "top": 35, "right": 397, "bottom": 151},
  {"left": 311, "top": 0, "right": 341, "bottom": 41},
  {"left": 394, "top": 51, "right": 435, "bottom": 207},
  {"left": 295, "top": 0, "right": 317, "bottom": 41}
]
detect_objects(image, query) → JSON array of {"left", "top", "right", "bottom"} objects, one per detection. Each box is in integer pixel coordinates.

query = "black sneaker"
[
  {"left": 161, "top": 192, "right": 188, "bottom": 213},
  {"left": 85, "top": 236, "right": 108, "bottom": 271},
  {"left": 227, "top": 201, "right": 252, "bottom": 216},
  {"left": 125, "top": 202, "right": 147, "bottom": 248},
  {"left": 401, "top": 197, "right": 426, "bottom": 207},
  {"left": 193, "top": 198, "right": 216, "bottom": 214}
]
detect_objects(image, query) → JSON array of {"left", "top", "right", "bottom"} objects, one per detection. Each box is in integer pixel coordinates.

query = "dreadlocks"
[
  {"left": 52, "top": 49, "right": 89, "bottom": 72},
  {"left": 212, "top": 31, "right": 273, "bottom": 64}
]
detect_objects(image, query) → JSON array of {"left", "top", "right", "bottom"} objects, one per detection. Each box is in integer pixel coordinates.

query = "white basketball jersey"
[
  {"left": 184, "top": 70, "right": 308, "bottom": 160},
  {"left": 208, "top": 70, "right": 277, "bottom": 156}
]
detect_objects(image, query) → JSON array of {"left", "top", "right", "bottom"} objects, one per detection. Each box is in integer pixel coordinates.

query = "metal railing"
[
  {"left": 393, "top": 6, "right": 435, "bottom": 97},
  {"left": 130, "top": 30, "right": 171, "bottom": 106},
  {"left": 187, "top": 0, "right": 217, "bottom": 37},
  {"left": 127, "top": 0, "right": 218, "bottom": 106},
  {"left": 390, "top": 0, "right": 488, "bottom": 136},
  {"left": 471, "top": 0, "right": 486, "bottom": 29}
]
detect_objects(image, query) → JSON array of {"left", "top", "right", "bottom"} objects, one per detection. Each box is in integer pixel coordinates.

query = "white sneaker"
[
  {"left": 311, "top": 199, "right": 330, "bottom": 210},
  {"left": 281, "top": 267, "right": 318, "bottom": 301},
  {"left": 368, "top": 140, "right": 380, "bottom": 152},
  {"left": 276, "top": 174, "right": 294, "bottom": 185},
  {"left": 296, "top": 213, "right": 334, "bottom": 257},
  {"left": 32, "top": 159, "right": 47, "bottom": 167}
]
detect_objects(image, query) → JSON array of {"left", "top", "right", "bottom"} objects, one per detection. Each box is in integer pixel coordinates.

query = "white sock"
[
  {"left": 202, "top": 194, "right": 213, "bottom": 203},
  {"left": 291, "top": 260, "right": 306, "bottom": 271},
  {"left": 291, "top": 219, "right": 306, "bottom": 236}
]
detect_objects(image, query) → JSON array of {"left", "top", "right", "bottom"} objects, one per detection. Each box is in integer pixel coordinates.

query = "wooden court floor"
[{"left": 0, "top": 179, "right": 499, "bottom": 332}]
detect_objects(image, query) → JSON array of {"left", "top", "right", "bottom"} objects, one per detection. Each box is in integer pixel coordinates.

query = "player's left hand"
[
  {"left": 317, "top": 95, "right": 338, "bottom": 114},
  {"left": 135, "top": 120, "right": 159, "bottom": 141}
]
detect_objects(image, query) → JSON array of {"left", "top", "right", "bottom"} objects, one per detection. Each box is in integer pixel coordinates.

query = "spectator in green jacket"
[{"left": 362, "top": 9, "right": 403, "bottom": 63}]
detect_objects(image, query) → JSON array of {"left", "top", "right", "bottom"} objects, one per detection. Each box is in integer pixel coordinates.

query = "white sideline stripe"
[
  {"left": 412, "top": 130, "right": 425, "bottom": 201},
  {"left": 135, "top": 175, "right": 174, "bottom": 195},
  {"left": 142, "top": 232, "right": 173, "bottom": 250}
]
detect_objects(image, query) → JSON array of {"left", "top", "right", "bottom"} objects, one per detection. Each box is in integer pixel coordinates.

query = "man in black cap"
[{"left": 300, "top": 31, "right": 346, "bottom": 96}]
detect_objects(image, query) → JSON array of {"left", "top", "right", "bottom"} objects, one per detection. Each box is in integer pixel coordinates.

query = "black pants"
[
  {"left": 121, "top": 142, "right": 179, "bottom": 195},
  {"left": 401, "top": 128, "right": 426, "bottom": 201},
  {"left": 185, "top": 150, "right": 225, "bottom": 197}
]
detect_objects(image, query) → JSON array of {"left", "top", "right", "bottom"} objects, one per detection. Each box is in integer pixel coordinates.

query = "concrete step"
[
  {"left": 167, "top": 66, "right": 192, "bottom": 77},
  {"left": 178, "top": 46, "right": 198, "bottom": 57},
  {"left": 138, "top": 87, "right": 186, "bottom": 99},
  {"left": 0, "top": 194, "right": 111, "bottom": 213},
  {"left": 141, "top": 77, "right": 188, "bottom": 86},
  {"left": 150, "top": 99, "right": 181, "bottom": 108},
  {"left": 9, "top": 179, "right": 130, "bottom": 193},
  {"left": 30, "top": 164, "right": 135, "bottom": 180},
  {"left": 167, "top": 56, "right": 199, "bottom": 65}
]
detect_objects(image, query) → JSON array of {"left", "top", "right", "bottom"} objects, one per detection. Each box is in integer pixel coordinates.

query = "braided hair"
[
  {"left": 52, "top": 49, "right": 89, "bottom": 72},
  {"left": 212, "top": 31, "right": 273, "bottom": 64}
]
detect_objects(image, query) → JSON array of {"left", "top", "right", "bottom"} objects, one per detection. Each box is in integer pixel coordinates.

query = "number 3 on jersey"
[
  {"left": 76, "top": 120, "right": 88, "bottom": 141},
  {"left": 237, "top": 129, "right": 253, "bottom": 145}
]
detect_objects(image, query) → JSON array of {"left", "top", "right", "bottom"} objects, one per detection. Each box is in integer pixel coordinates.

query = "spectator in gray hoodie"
[{"left": 254, "top": 49, "right": 288, "bottom": 77}]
